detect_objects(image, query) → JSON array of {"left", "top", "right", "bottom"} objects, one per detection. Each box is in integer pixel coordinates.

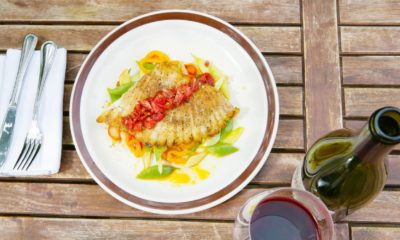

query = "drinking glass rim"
[{"left": 246, "top": 187, "right": 334, "bottom": 240}]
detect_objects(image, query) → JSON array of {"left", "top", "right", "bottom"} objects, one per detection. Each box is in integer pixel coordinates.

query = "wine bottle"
[{"left": 292, "top": 106, "right": 400, "bottom": 221}]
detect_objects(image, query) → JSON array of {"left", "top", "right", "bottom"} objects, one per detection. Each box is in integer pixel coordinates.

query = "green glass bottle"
[{"left": 292, "top": 106, "right": 400, "bottom": 221}]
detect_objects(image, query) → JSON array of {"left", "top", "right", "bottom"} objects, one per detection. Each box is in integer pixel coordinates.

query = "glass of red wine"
[{"left": 234, "top": 188, "right": 334, "bottom": 240}]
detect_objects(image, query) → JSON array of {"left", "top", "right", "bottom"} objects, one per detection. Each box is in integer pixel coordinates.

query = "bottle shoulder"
[{"left": 304, "top": 130, "right": 356, "bottom": 176}]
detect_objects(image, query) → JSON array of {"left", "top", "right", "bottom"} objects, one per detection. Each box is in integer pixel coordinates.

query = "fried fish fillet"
[
  {"left": 98, "top": 61, "right": 237, "bottom": 146},
  {"left": 135, "top": 85, "right": 237, "bottom": 146}
]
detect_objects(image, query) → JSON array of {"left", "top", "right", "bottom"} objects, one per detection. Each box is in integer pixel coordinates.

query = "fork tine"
[
  {"left": 24, "top": 143, "right": 41, "bottom": 170},
  {"left": 20, "top": 141, "right": 38, "bottom": 170},
  {"left": 16, "top": 140, "right": 34, "bottom": 170},
  {"left": 15, "top": 141, "right": 32, "bottom": 170},
  {"left": 13, "top": 141, "right": 28, "bottom": 170}
]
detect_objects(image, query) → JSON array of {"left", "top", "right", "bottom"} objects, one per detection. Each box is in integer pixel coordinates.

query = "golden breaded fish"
[
  {"left": 97, "top": 61, "right": 237, "bottom": 146},
  {"left": 135, "top": 85, "right": 236, "bottom": 146}
]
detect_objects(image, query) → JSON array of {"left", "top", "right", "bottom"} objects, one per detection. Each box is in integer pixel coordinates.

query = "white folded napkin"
[{"left": 0, "top": 48, "right": 67, "bottom": 176}]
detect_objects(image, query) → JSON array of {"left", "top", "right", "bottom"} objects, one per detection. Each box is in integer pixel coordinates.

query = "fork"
[{"left": 13, "top": 41, "right": 57, "bottom": 170}]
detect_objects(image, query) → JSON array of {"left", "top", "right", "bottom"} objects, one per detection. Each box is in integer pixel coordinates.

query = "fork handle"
[{"left": 32, "top": 41, "right": 57, "bottom": 121}]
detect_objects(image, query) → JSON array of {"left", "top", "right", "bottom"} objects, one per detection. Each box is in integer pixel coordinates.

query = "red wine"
[{"left": 250, "top": 197, "right": 320, "bottom": 240}]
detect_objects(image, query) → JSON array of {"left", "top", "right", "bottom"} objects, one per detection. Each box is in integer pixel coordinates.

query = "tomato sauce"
[{"left": 121, "top": 73, "right": 214, "bottom": 132}]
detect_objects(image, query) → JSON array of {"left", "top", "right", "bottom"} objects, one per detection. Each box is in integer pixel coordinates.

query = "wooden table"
[{"left": 0, "top": 0, "right": 399, "bottom": 239}]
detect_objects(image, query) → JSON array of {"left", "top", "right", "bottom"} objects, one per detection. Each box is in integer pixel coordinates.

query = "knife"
[{"left": 0, "top": 34, "right": 38, "bottom": 168}]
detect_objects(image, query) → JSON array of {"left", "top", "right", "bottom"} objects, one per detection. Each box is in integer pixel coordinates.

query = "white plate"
[{"left": 70, "top": 10, "right": 279, "bottom": 214}]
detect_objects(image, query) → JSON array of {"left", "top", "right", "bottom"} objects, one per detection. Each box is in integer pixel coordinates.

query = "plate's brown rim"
[{"left": 71, "top": 11, "right": 278, "bottom": 211}]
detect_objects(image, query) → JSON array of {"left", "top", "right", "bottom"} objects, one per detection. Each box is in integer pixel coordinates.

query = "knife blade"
[
  {"left": 0, "top": 34, "right": 37, "bottom": 168},
  {"left": 0, "top": 105, "right": 17, "bottom": 167}
]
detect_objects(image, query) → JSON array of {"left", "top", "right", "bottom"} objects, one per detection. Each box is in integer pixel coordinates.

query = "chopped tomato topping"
[
  {"left": 122, "top": 73, "right": 214, "bottom": 132},
  {"left": 197, "top": 72, "right": 215, "bottom": 86}
]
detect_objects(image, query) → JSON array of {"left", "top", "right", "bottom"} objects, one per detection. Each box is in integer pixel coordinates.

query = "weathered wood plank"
[
  {"left": 265, "top": 56, "right": 303, "bottom": 85},
  {"left": 273, "top": 119, "right": 304, "bottom": 150},
  {"left": 1, "top": 25, "right": 111, "bottom": 51},
  {"left": 0, "top": 0, "right": 300, "bottom": 24},
  {"left": 265, "top": 120, "right": 399, "bottom": 186},
  {"left": 64, "top": 118, "right": 305, "bottom": 150},
  {"left": 57, "top": 150, "right": 91, "bottom": 181},
  {"left": 64, "top": 85, "right": 303, "bottom": 116},
  {"left": 0, "top": 25, "right": 301, "bottom": 53},
  {"left": 0, "top": 182, "right": 258, "bottom": 219},
  {"left": 2, "top": 150, "right": 91, "bottom": 181},
  {"left": 62, "top": 117, "right": 72, "bottom": 145},
  {"left": 385, "top": 155, "right": 400, "bottom": 186},
  {"left": 352, "top": 226, "right": 400, "bottom": 240},
  {"left": 57, "top": 146, "right": 400, "bottom": 187},
  {"left": 238, "top": 26, "right": 301, "bottom": 53},
  {"left": 66, "top": 53, "right": 86, "bottom": 81},
  {"left": 343, "top": 119, "right": 367, "bottom": 130},
  {"left": 342, "top": 56, "right": 400, "bottom": 86},
  {"left": 0, "top": 217, "right": 232, "bottom": 240},
  {"left": 345, "top": 191, "right": 400, "bottom": 223},
  {"left": 12, "top": 145, "right": 400, "bottom": 187},
  {"left": 0, "top": 182, "right": 398, "bottom": 223},
  {"left": 63, "top": 85, "right": 71, "bottom": 112},
  {"left": 54, "top": 148, "right": 398, "bottom": 187},
  {"left": 278, "top": 87, "right": 303, "bottom": 116},
  {"left": 66, "top": 54, "right": 304, "bottom": 84},
  {"left": 344, "top": 88, "right": 400, "bottom": 118},
  {"left": 253, "top": 153, "right": 303, "bottom": 185},
  {"left": 341, "top": 27, "right": 400, "bottom": 54},
  {"left": 67, "top": 54, "right": 303, "bottom": 84},
  {"left": 335, "top": 224, "right": 350, "bottom": 240},
  {"left": 339, "top": 0, "right": 400, "bottom": 25},
  {"left": 303, "top": 0, "right": 342, "bottom": 148},
  {"left": 13, "top": 151, "right": 299, "bottom": 185},
  {"left": 344, "top": 120, "right": 400, "bottom": 152},
  {"left": 65, "top": 88, "right": 301, "bottom": 116}
]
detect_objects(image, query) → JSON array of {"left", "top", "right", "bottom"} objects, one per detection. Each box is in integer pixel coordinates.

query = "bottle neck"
[
  {"left": 354, "top": 124, "right": 394, "bottom": 163},
  {"left": 354, "top": 107, "right": 400, "bottom": 162}
]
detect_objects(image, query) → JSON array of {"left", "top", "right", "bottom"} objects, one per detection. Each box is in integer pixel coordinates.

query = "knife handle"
[{"left": 9, "top": 34, "right": 38, "bottom": 105}]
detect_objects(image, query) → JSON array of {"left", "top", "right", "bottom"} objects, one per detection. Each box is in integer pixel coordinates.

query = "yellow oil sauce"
[
  {"left": 167, "top": 167, "right": 210, "bottom": 184},
  {"left": 193, "top": 166, "right": 210, "bottom": 180},
  {"left": 168, "top": 171, "right": 191, "bottom": 184}
]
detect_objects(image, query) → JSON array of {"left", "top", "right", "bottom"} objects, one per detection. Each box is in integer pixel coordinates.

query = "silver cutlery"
[
  {"left": 13, "top": 41, "right": 57, "bottom": 170},
  {"left": 0, "top": 34, "right": 38, "bottom": 169}
]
